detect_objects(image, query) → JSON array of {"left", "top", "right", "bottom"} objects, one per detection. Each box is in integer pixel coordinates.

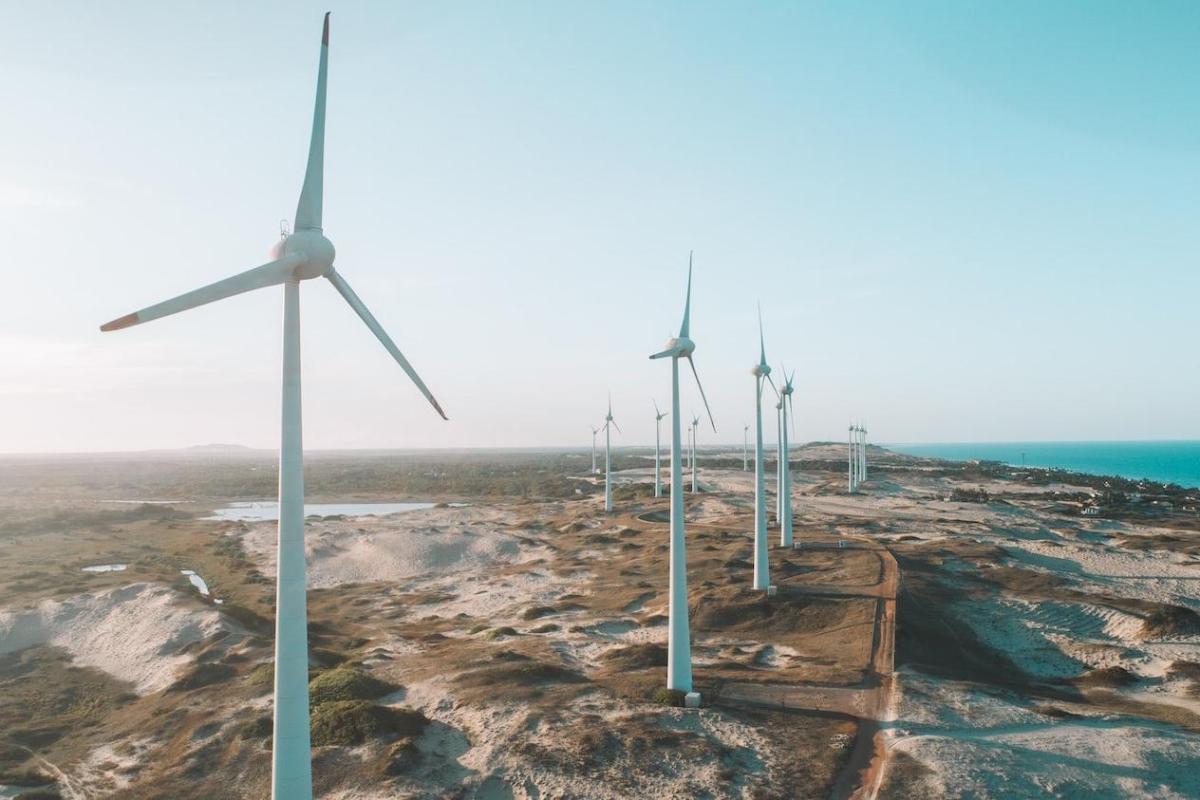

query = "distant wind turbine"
[
  {"left": 778, "top": 368, "right": 796, "bottom": 547},
  {"left": 691, "top": 414, "right": 700, "bottom": 492},
  {"left": 653, "top": 401, "right": 668, "bottom": 498},
  {"left": 743, "top": 424, "right": 749, "bottom": 471},
  {"left": 603, "top": 395, "right": 620, "bottom": 512},
  {"left": 591, "top": 426, "right": 600, "bottom": 475},
  {"left": 649, "top": 253, "right": 714, "bottom": 704},
  {"left": 848, "top": 423, "right": 856, "bottom": 492},
  {"left": 860, "top": 423, "right": 868, "bottom": 481},
  {"left": 100, "top": 16, "right": 446, "bottom": 800},
  {"left": 750, "top": 306, "right": 776, "bottom": 592}
]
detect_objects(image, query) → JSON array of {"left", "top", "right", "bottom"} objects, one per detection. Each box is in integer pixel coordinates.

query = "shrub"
[
  {"left": 651, "top": 688, "right": 685, "bottom": 707},
  {"left": 310, "top": 701, "right": 428, "bottom": 747},
  {"left": 308, "top": 666, "right": 398, "bottom": 705}
]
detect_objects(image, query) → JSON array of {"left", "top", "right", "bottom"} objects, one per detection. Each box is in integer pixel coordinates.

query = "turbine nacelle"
[
  {"left": 650, "top": 335, "right": 695, "bottom": 360},
  {"left": 752, "top": 362, "right": 772, "bottom": 378},
  {"left": 269, "top": 229, "right": 336, "bottom": 280}
]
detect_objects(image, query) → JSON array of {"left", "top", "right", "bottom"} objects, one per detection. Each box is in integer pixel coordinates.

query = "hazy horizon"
[{"left": 3, "top": 1, "right": 1198, "bottom": 453}]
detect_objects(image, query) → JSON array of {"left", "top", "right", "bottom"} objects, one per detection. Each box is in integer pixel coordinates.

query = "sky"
[{"left": 1, "top": 1, "right": 1198, "bottom": 453}]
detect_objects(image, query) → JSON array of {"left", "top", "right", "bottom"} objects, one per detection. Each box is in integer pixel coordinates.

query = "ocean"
[{"left": 889, "top": 441, "right": 1200, "bottom": 489}]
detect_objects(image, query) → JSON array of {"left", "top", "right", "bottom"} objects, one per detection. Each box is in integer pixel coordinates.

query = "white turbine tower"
[
  {"left": 653, "top": 401, "right": 668, "bottom": 498},
  {"left": 743, "top": 424, "right": 749, "bottom": 472},
  {"left": 649, "top": 254, "right": 714, "bottom": 704},
  {"left": 750, "top": 308, "right": 776, "bottom": 592},
  {"left": 99, "top": 16, "right": 446, "bottom": 800},
  {"left": 860, "top": 423, "right": 868, "bottom": 481},
  {"left": 690, "top": 414, "right": 700, "bottom": 492},
  {"left": 848, "top": 423, "right": 857, "bottom": 493},
  {"left": 590, "top": 425, "right": 600, "bottom": 475},
  {"left": 775, "top": 400, "right": 783, "bottom": 523},
  {"left": 778, "top": 369, "right": 796, "bottom": 547},
  {"left": 603, "top": 395, "right": 620, "bottom": 512}
]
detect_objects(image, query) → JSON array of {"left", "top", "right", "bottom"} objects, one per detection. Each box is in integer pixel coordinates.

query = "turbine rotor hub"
[
  {"left": 663, "top": 336, "right": 695, "bottom": 357},
  {"left": 270, "top": 229, "right": 336, "bottom": 280}
]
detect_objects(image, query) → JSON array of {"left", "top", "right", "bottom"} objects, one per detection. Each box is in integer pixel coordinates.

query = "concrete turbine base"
[{"left": 684, "top": 692, "right": 702, "bottom": 709}]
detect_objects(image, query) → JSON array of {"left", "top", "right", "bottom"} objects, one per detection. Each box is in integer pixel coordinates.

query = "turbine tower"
[
  {"left": 100, "top": 16, "right": 446, "bottom": 800},
  {"left": 649, "top": 253, "right": 714, "bottom": 705},
  {"left": 603, "top": 395, "right": 620, "bottom": 512},
  {"left": 778, "top": 369, "right": 796, "bottom": 547},
  {"left": 591, "top": 426, "right": 600, "bottom": 475},
  {"left": 848, "top": 423, "right": 857, "bottom": 493},
  {"left": 743, "top": 424, "right": 749, "bottom": 471},
  {"left": 690, "top": 414, "right": 700, "bottom": 492},
  {"left": 775, "top": 400, "right": 783, "bottom": 523},
  {"left": 750, "top": 307, "right": 776, "bottom": 592},
  {"left": 653, "top": 401, "right": 668, "bottom": 498},
  {"left": 860, "top": 423, "right": 868, "bottom": 481}
]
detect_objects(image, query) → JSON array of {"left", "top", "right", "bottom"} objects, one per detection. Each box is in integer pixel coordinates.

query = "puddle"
[
  {"left": 82, "top": 564, "right": 128, "bottom": 573},
  {"left": 204, "top": 501, "right": 445, "bottom": 522},
  {"left": 1, "top": 786, "right": 54, "bottom": 800},
  {"left": 181, "top": 570, "right": 223, "bottom": 604}
]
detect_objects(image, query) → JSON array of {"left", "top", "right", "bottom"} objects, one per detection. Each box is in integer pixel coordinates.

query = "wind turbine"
[
  {"left": 750, "top": 307, "right": 776, "bottom": 592},
  {"left": 743, "top": 424, "right": 749, "bottom": 472},
  {"left": 848, "top": 423, "right": 859, "bottom": 493},
  {"left": 603, "top": 395, "right": 620, "bottom": 512},
  {"left": 649, "top": 253, "right": 714, "bottom": 704},
  {"left": 99, "top": 16, "right": 446, "bottom": 800},
  {"left": 653, "top": 401, "right": 668, "bottom": 498},
  {"left": 590, "top": 426, "right": 600, "bottom": 475},
  {"left": 690, "top": 414, "right": 700, "bottom": 492},
  {"left": 775, "top": 399, "right": 783, "bottom": 523},
  {"left": 860, "top": 423, "right": 868, "bottom": 481},
  {"left": 778, "top": 368, "right": 796, "bottom": 547}
]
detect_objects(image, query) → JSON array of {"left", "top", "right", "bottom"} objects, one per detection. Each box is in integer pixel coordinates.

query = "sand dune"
[{"left": 0, "top": 583, "right": 229, "bottom": 694}]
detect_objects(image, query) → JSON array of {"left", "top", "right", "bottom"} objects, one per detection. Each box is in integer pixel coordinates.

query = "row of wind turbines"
[{"left": 98, "top": 14, "right": 870, "bottom": 798}]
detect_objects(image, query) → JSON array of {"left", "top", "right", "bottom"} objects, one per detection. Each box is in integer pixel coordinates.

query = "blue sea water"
[{"left": 889, "top": 441, "right": 1200, "bottom": 489}]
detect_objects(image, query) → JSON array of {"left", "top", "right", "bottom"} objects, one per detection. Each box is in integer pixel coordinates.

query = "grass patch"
[
  {"left": 309, "top": 701, "right": 427, "bottom": 747},
  {"left": 308, "top": 666, "right": 398, "bottom": 705}
]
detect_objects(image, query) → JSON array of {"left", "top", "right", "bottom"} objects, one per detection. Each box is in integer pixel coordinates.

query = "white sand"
[
  {"left": 239, "top": 505, "right": 551, "bottom": 589},
  {"left": 0, "top": 583, "right": 229, "bottom": 694},
  {"left": 888, "top": 671, "right": 1200, "bottom": 799}
]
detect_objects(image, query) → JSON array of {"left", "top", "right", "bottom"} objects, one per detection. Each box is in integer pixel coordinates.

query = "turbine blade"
[
  {"left": 99, "top": 256, "right": 300, "bottom": 331},
  {"left": 757, "top": 302, "right": 767, "bottom": 366},
  {"left": 295, "top": 13, "right": 330, "bottom": 231},
  {"left": 686, "top": 355, "right": 716, "bottom": 432},
  {"left": 765, "top": 372, "right": 779, "bottom": 397},
  {"left": 789, "top": 394, "right": 797, "bottom": 439},
  {"left": 325, "top": 268, "right": 447, "bottom": 420},
  {"left": 653, "top": 399, "right": 660, "bottom": 417},
  {"left": 678, "top": 251, "right": 693, "bottom": 338},
  {"left": 612, "top": 419, "right": 622, "bottom": 435},
  {"left": 648, "top": 346, "right": 678, "bottom": 360}
]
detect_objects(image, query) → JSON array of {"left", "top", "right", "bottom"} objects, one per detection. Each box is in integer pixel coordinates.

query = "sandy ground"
[
  {"left": 3, "top": 446, "right": 1198, "bottom": 799},
  {"left": 0, "top": 583, "right": 232, "bottom": 694}
]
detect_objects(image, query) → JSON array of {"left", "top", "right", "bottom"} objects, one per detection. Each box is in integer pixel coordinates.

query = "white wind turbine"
[
  {"left": 860, "top": 423, "right": 868, "bottom": 481},
  {"left": 591, "top": 425, "right": 600, "bottom": 475},
  {"left": 603, "top": 395, "right": 620, "bottom": 512},
  {"left": 690, "top": 414, "right": 700, "bottom": 492},
  {"left": 775, "top": 400, "right": 783, "bottom": 522},
  {"left": 848, "top": 423, "right": 858, "bottom": 493},
  {"left": 653, "top": 401, "right": 668, "bottom": 498},
  {"left": 99, "top": 16, "right": 445, "bottom": 800},
  {"left": 777, "top": 368, "right": 796, "bottom": 547},
  {"left": 649, "top": 253, "right": 714, "bottom": 704},
  {"left": 750, "top": 307, "right": 776, "bottom": 592}
]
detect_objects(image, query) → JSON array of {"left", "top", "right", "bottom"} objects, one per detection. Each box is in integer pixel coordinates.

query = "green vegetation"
[
  {"left": 310, "top": 701, "right": 428, "bottom": 747},
  {"left": 651, "top": 688, "right": 686, "bottom": 707},
  {"left": 308, "top": 666, "right": 398, "bottom": 705}
]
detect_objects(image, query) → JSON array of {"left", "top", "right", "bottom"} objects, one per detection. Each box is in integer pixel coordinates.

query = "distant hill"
[{"left": 185, "top": 443, "right": 258, "bottom": 453}]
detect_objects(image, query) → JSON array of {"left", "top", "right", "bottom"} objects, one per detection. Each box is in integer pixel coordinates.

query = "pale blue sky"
[{"left": 1, "top": 2, "right": 1197, "bottom": 452}]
